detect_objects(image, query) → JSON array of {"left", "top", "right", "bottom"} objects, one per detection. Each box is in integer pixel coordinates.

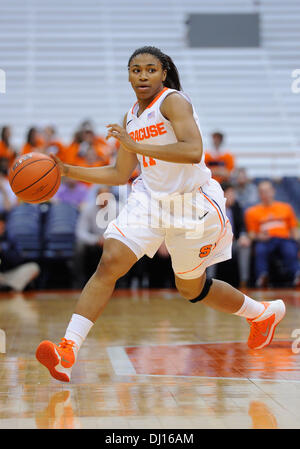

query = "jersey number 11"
[{"left": 143, "top": 156, "right": 157, "bottom": 167}]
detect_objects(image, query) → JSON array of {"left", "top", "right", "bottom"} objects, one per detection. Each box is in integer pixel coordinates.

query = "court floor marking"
[
  {"left": 106, "top": 346, "right": 137, "bottom": 375},
  {"left": 106, "top": 342, "right": 300, "bottom": 384}
]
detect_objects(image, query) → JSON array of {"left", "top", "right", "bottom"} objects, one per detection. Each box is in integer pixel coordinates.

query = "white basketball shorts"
[{"left": 104, "top": 177, "right": 233, "bottom": 280}]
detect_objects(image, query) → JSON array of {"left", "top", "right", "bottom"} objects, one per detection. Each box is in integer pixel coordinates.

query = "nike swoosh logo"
[
  {"left": 61, "top": 356, "right": 70, "bottom": 364},
  {"left": 262, "top": 323, "right": 271, "bottom": 337},
  {"left": 198, "top": 211, "right": 209, "bottom": 221},
  {"left": 126, "top": 119, "right": 133, "bottom": 126}
]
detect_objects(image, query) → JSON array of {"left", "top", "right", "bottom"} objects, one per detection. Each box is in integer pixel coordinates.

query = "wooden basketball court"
[{"left": 0, "top": 287, "right": 300, "bottom": 429}]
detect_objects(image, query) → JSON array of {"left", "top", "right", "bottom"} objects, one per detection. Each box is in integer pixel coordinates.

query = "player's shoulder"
[
  {"left": 161, "top": 89, "right": 193, "bottom": 117},
  {"left": 163, "top": 89, "right": 190, "bottom": 106}
]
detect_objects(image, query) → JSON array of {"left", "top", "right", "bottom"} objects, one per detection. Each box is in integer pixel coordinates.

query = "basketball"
[{"left": 8, "top": 152, "right": 61, "bottom": 203}]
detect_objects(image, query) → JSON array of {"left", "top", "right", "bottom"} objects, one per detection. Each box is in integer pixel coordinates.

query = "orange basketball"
[{"left": 9, "top": 152, "right": 61, "bottom": 204}]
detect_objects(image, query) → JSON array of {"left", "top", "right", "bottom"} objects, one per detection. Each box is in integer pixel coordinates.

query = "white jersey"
[{"left": 126, "top": 87, "right": 211, "bottom": 199}]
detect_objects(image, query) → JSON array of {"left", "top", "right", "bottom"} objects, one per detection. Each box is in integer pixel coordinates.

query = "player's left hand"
[{"left": 106, "top": 124, "right": 137, "bottom": 153}]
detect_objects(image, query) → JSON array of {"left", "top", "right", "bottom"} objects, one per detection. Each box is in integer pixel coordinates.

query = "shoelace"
[{"left": 58, "top": 338, "right": 75, "bottom": 352}]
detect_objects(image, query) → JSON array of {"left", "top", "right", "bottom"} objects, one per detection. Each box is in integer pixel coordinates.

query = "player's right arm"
[{"left": 52, "top": 115, "right": 138, "bottom": 186}]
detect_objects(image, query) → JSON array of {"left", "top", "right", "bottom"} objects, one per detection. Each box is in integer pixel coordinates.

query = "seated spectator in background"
[
  {"left": 233, "top": 167, "right": 259, "bottom": 210},
  {"left": 42, "top": 126, "right": 66, "bottom": 160},
  {"left": 0, "top": 213, "right": 40, "bottom": 291},
  {"left": 73, "top": 186, "right": 116, "bottom": 288},
  {"left": 52, "top": 178, "right": 89, "bottom": 210},
  {"left": 205, "top": 131, "right": 235, "bottom": 184},
  {"left": 0, "top": 126, "right": 16, "bottom": 168},
  {"left": 245, "top": 180, "right": 300, "bottom": 287},
  {"left": 79, "top": 119, "right": 115, "bottom": 163},
  {"left": 0, "top": 160, "right": 17, "bottom": 213},
  {"left": 21, "top": 127, "right": 45, "bottom": 155},
  {"left": 65, "top": 129, "right": 110, "bottom": 168},
  {"left": 208, "top": 182, "right": 251, "bottom": 287}
]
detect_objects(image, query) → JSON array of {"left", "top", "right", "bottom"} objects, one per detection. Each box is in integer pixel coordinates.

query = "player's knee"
[
  {"left": 175, "top": 275, "right": 206, "bottom": 300},
  {"left": 95, "top": 250, "right": 127, "bottom": 282}
]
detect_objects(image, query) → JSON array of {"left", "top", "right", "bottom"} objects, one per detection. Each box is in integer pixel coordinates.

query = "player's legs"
[
  {"left": 36, "top": 238, "right": 138, "bottom": 382},
  {"left": 175, "top": 271, "right": 244, "bottom": 313},
  {"left": 168, "top": 177, "right": 286, "bottom": 350},
  {"left": 36, "top": 182, "right": 165, "bottom": 382},
  {"left": 175, "top": 271, "right": 285, "bottom": 350},
  {"left": 73, "top": 238, "right": 138, "bottom": 322}
]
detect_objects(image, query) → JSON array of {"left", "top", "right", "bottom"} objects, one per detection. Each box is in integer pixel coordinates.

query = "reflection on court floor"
[
  {"left": 0, "top": 288, "right": 299, "bottom": 428},
  {"left": 108, "top": 340, "right": 299, "bottom": 380}
]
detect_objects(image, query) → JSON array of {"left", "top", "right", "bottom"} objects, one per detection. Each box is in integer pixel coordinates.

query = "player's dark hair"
[{"left": 128, "top": 46, "right": 182, "bottom": 91}]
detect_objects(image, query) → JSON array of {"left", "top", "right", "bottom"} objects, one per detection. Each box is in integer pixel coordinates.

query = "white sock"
[
  {"left": 64, "top": 313, "right": 94, "bottom": 350},
  {"left": 234, "top": 294, "right": 265, "bottom": 320}
]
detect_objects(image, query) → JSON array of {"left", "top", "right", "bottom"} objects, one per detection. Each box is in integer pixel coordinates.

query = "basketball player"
[{"left": 36, "top": 46, "right": 286, "bottom": 382}]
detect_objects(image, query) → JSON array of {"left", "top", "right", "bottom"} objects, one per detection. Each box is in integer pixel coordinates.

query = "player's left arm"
[{"left": 106, "top": 93, "right": 203, "bottom": 164}]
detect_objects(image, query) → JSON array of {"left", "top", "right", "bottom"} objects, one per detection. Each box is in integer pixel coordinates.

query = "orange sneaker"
[
  {"left": 36, "top": 338, "right": 77, "bottom": 382},
  {"left": 247, "top": 300, "right": 286, "bottom": 350}
]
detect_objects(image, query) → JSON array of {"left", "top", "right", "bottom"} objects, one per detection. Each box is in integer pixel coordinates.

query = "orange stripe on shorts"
[{"left": 113, "top": 223, "right": 125, "bottom": 237}]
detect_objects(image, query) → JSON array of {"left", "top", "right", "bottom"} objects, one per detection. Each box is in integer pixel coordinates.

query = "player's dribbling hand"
[
  {"left": 50, "top": 153, "right": 68, "bottom": 176},
  {"left": 106, "top": 124, "right": 137, "bottom": 153}
]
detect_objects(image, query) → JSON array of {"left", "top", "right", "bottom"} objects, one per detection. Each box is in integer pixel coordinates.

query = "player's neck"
[{"left": 136, "top": 86, "right": 166, "bottom": 116}]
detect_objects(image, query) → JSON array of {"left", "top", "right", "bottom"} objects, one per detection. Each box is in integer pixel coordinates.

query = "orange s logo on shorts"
[{"left": 199, "top": 244, "right": 213, "bottom": 258}]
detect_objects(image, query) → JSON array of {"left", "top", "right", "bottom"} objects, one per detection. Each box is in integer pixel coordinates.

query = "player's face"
[{"left": 128, "top": 53, "right": 167, "bottom": 100}]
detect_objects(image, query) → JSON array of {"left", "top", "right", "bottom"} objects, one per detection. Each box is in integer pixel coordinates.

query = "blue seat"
[
  {"left": 43, "top": 203, "right": 78, "bottom": 259},
  {"left": 6, "top": 204, "right": 42, "bottom": 259}
]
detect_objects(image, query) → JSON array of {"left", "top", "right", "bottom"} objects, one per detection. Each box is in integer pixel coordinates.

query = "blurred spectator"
[
  {"left": 233, "top": 167, "right": 259, "bottom": 210},
  {"left": 245, "top": 180, "right": 300, "bottom": 287},
  {"left": 65, "top": 129, "right": 110, "bottom": 168},
  {"left": 0, "top": 126, "right": 16, "bottom": 168},
  {"left": 209, "top": 183, "right": 251, "bottom": 287},
  {"left": 78, "top": 119, "right": 115, "bottom": 162},
  {"left": 53, "top": 178, "right": 89, "bottom": 210},
  {"left": 43, "top": 126, "right": 66, "bottom": 160},
  {"left": 0, "top": 213, "right": 40, "bottom": 291},
  {"left": 21, "top": 127, "right": 45, "bottom": 155},
  {"left": 73, "top": 186, "right": 116, "bottom": 288},
  {"left": 205, "top": 131, "right": 235, "bottom": 184},
  {"left": 0, "top": 161, "right": 17, "bottom": 213}
]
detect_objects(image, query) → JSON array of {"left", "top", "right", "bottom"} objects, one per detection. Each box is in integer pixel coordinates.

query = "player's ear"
[{"left": 162, "top": 70, "right": 167, "bottom": 82}]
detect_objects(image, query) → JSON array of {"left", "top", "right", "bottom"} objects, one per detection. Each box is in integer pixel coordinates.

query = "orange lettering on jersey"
[
  {"left": 142, "top": 156, "right": 157, "bottom": 167},
  {"left": 128, "top": 123, "right": 166, "bottom": 142},
  {"left": 139, "top": 128, "right": 144, "bottom": 141},
  {"left": 149, "top": 125, "right": 159, "bottom": 137},
  {"left": 157, "top": 122, "right": 167, "bottom": 135},
  {"left": 142, "top": 155, "right": 148, "bottom": 167},
  {"left": 144, "top": 126, "right": 150, "bottom": 139}
]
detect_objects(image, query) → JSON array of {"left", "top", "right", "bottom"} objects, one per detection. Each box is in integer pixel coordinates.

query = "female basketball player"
[{"left": 36, "top": 46, "right": 285, "bottom": 382}]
